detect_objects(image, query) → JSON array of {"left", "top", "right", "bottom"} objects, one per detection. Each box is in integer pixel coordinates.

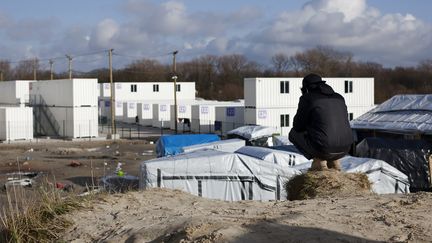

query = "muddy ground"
[{"left": 0, "top": 138, "right": 157, "bottom": 206}]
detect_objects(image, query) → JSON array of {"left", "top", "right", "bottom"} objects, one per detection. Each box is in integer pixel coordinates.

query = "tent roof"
[
  {"left": 155, "top": 134, "right": 220, "bottom": 157},
  {"left": 227, "top": 125, "right": 278, "bottom": 140},
  {"left": 351, "top": 94, "right": 432, "bottom": 134}
]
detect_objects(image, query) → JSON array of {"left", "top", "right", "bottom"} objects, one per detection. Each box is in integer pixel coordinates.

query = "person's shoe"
[
  {"left": 328, "top": 160, "right": 342, "bottom": 171},
  {"left": 310, "top": 158, "right": 328, "bottom": 171}
]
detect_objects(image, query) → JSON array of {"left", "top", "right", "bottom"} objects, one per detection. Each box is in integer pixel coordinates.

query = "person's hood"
[{"left": 313, "top": 83, "right": 335, "bottom": 95}]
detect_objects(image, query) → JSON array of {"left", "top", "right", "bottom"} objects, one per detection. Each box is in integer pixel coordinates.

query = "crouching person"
[{"left": 289, "top": 73, "right": 353, "bottom": 171}]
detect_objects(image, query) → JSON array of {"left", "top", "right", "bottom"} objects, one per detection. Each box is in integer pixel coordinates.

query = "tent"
[
  {"left": 155, "top": 134, "right": 220, "bottom": 157},
  {"left": 272, "top": 135, "right": 293, "bottom": 147},
  {"left": 292, "top": 156, "right": 410, "bottom": 194},
  {"left": 235, "top": 146, "right": 310, "bottom": 167},
  {"left": 140, "top": 149, "right": 301, "bottom": 201},
  {"left": 227, "top": 125, "right": 278, "bottom": 146},
  {"left": 356, "top": 137, "right": 431, "bottom": 191},
  {"left": 182, "top": 138, "right": 245, "bottom": 153},
  {"left": 351, "top": 95, "right": 432, "bottom": 135}
]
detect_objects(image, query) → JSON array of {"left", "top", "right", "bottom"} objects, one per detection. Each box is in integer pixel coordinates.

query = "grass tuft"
[{"left": 0, "top": 184, "right": 82, "bottom": 243}]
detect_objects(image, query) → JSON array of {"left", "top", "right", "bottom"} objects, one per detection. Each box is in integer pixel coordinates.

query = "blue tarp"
[{"left": 156, "top": 134, "right": 220, "bottom": 157}]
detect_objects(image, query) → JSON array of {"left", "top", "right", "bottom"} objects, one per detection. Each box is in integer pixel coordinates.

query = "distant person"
[{"left": 289, "top": 73, "right": 353, "bottom": 171}]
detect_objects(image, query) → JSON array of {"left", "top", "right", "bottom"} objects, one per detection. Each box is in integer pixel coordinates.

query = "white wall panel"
[
  {"left": 122, "top": 101, "right": 137, "bottom": 123},
  {"left": 0, "top": 107, "right": 33, "bottom": 141},
  {"left": 137, "top": 103, "right": 153, "bottom": 126},
  {"left": 152, "top": 103, "right": 171, "bottom": 128}
]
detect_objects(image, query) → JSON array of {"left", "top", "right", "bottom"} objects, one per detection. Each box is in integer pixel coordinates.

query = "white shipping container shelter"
[
  {"left": 122, "top": 101, "right": 138, "bottom": 123},
  {"left": 0, "top": 107, "right": 33, "bottom": 141},
  {"left": 152, "top": 103, "right": 171, "bottom": 128},
  {"left": 101, "top": 83, "right": 111, "bottom": 98},
  {"left": 0, "top": 81, "right": 34, "bottom": 105},
  {"left": 35, "top": 107, "right": 98, "bottom": 138},
  {"left": 215, "top": 106, "right": 245, "bottom": 135},
  {"left": 190, "top": 100, "right": 245, "bottom": 133},
  {"left": 244, "top": 107, "right": 297, "bottom": 136},
  {"left": 170, "top": 104, "right": 192, "bottom": 131},
  {"left": 140, "top": 149, "right": 301, "bottom": 201},
  {"left": 100, "top": 82, "right": 196, "bottom": 101},
  {"left": 244, "top": 77, "right": 375, "bottom": 133},
  {"left": 137, "top": 103, "right": 153, "bottom": 126},
  {"left": 115, "top": 101, "right": 123, "bottom": 121},
  {"left": 30, "top": 79, "right": 98, "bottom": 107}
]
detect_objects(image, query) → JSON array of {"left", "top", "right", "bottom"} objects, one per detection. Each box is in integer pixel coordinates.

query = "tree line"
[{"left": 1, "top": 46, "right": 431, "bottom": 103}]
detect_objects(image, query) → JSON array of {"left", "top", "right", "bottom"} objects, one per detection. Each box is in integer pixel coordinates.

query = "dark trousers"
[{"left": 289, "top": 129, "right": 347, "bottom": 161}]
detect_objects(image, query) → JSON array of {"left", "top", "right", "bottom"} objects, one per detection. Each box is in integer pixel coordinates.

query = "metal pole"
[
  {"left": 0, "top": 70, "right": 3, "bottom": 81},
  {"left": 66, "top": 55, "right": 73, "bottom": 79},
  {"left": 172, "top": 50, "right": 178, "bottom": 134},
  {"left": 33, "top": 58, "right": 37, "bottom": 80},
  {"left": 49, "top": 60, "right": 54, "bottom": 80},
  {"left": 109, "top": 49, "right": 116, "bottom": 135}
]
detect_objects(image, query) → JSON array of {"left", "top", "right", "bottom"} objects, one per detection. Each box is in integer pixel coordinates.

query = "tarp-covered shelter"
[
  {"left": 182, "top": 139, "right": 245, "bottom": 153},
  {"left": 235, "top": 146, "right": 310, "bottom": 167},
  {"left": 356, "top": 137, "right": 431, "bottom": 191},
  {"left": 351, "top": 95, "right": 432, "bottom": 137},
  {"left": 293, "top": 156, "right": 410, "bottom": 194},
  {"left": 140, "top": 149, "right": 300, "bottom": 201},
  {"left": 227, "top": 125, "right": 278, "bottom": 146},
  {"left": 155, "top": 134, "right": 220, "bottom": 157}
]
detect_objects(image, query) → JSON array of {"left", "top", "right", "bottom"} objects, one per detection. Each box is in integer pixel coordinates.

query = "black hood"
[{"left": 310, "top": 83, "right": 335, "bottom": 95}]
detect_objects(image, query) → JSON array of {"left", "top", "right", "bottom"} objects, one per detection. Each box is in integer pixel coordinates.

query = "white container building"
[
  {"left": 0, "top": 107, "right": 33, "bottom": 141},
  {"left": 30, "top": 79, "right": 99, "bottom": 138},
  {"left": 244, "top": 77, "right": 375, "bottom": 136},
  {"left": 122, "top": 101, "right": 138, "bottom": 123},
  {"left": 152, "top": 103, "right": 171, "bottom": 128},
  {"left": 99, "top": 82, "right": 196, "bottom": 101},
  {"left": 215, "top": 106, "right": 245, "bottom": 135},
  {"left": 0, "top": 80, "right": 34, "bottom": 105},
  {"left": 170, "top": 104, "right": 193, "bottom": 131},
  {"left": 137, "top": 103, "right": 153, "bottom": 126}
]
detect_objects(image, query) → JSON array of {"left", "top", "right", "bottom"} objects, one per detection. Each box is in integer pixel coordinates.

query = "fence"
[{"left": 98, "top": 117, "right": 284, "bottom": 140}]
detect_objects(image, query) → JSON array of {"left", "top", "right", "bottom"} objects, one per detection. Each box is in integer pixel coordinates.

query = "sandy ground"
[{"left": 63, "top": 188, "right": 432, "bottom": 243}]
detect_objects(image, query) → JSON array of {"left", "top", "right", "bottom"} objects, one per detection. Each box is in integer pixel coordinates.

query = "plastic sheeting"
[
  {"left": 227, "top": 125, "right": 278, "bottom": 141},
  {"left": 235, "top": 146, "right": 310, "bottom": 167},
  {"left": 182, "top": 139, "right": 245, "bottom": 153},
  {"left": 293, "top": 156, "right": 410, "bottom": 194},
  {"left": 351, "top": 95, "right": 432, "bottom": 134},
  {"left": 272, "top": 136, "right": 293, "bottom": 147},
  {"left": 156, "top": 134, "right": 220, "bottom": 157},
  {"left": 140, "top": 149, "right": 301, "bottom": 201},
  {"left": 356, "top": 137, "right": 431, "bottom": 191}
]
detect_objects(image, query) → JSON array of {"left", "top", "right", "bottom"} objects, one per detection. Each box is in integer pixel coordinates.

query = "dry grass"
[
  {"left": 285, "top": 170, "right": 372, "bottom": 201},
  {"left": 0, "top": 183, "right": 83, "bottom": 243}
]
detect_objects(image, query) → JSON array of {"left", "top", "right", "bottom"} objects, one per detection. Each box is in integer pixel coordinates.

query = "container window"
[
  {"left": 280, "top": 114, "right": 290, "bottom": 127},
  {"left": 176, "top": 84, "right": 181, "bottom": 92},
  {"left": 348, "top": 113, "right": 354, "bottom": 121},
  {"left": 153, "top": 84, "right": 159, "bottom": 92},
  {"left": 131, "top": 84, "right": 137, "bottom": 92},
  {"left": 345, "top": 80, "right": 353, "bottom": 93},
  {"left": 280, "top": 81, "right": 289, "bottom": 94}
]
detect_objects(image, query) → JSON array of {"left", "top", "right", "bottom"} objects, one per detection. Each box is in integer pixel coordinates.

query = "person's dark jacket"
[{"left": 292, "top": 83, "right": 353, "bottom": 154}]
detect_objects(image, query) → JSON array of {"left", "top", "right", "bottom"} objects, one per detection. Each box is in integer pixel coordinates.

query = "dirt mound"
[{"left": 285, "top": 171, "right": 371, "bottom": 200}]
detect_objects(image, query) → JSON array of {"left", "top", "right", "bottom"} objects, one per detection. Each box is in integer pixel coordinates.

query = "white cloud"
[{"left": 1, "top": 0, "right": 431, "bottom": 69}]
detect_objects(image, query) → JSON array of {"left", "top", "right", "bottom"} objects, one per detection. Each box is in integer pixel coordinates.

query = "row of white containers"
[{"left": 99, "top": 99, "right": 245, "bottom": 134}]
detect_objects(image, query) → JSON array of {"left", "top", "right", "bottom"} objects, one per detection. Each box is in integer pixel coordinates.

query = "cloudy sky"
[{"left": 0, "top": 0, "right": 431, "bottom": 70}]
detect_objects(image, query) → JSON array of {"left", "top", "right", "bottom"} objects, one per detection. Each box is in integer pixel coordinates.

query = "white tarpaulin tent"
[
  {"left": 182, "top": 139, "right": 246, "bottom": 153},
  {"left": 227, "top": 125, "right": 277, "bottom": 140},
  {"left": 140, "top": 149, "right": 301, "bottom": 201},
  {"left": 351, "top": 95, "right": 432, "bottom": 134},
  {"left": 292, "top": 156, "right": 410, "bottom": 194},
  {"left": 236, "top": 146, "right": 310, "bottom": 167}
]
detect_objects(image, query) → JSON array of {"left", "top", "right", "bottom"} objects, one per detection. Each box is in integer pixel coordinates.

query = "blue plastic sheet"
[{"left": 156, "top": 134, "right": 220, "bottom": 157}]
